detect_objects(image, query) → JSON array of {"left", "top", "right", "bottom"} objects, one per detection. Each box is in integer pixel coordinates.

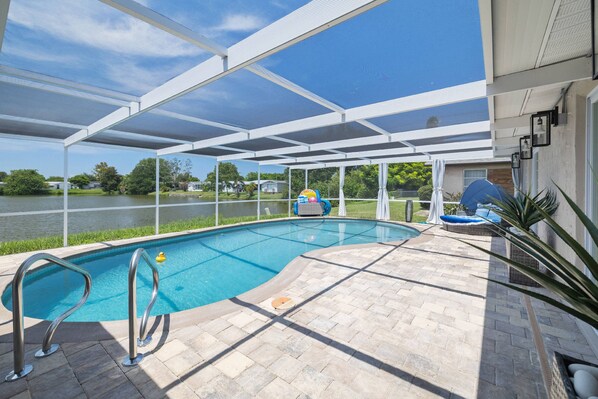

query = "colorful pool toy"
[{"left": 293, "top": 189, "right": 331, "bottom": 216}]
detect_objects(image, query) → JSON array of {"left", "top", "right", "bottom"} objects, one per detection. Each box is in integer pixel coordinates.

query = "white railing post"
[
  {"left": 215, "top": 162, "right": 219, "bottom": 226},
  {"left": 288, "top": 168, "right": 291, "bottom": 217},
  {"left": 155, "top": 155, "right": 160, "bottom": 235},
  {"left": 63, "top": 147, "right": 68, "bottom": 247},
  {"left": 257, "top": 165, "right": 261, "bottom": 220},
  {"left": 305, "top": 169, "right": 308, "bottom": 189}
]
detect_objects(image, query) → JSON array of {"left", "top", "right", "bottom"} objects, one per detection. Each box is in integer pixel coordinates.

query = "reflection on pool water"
[{"left": 2, "top": 219, "right": 419, "bottom": 322}]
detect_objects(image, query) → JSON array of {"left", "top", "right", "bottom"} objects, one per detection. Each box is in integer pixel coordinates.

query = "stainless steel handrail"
[
  {"left": 5, "top": 253, "right": 92, "bottom": 382},
  {"left": 122, "top": 248, "right": 159, "bottom": 367}
]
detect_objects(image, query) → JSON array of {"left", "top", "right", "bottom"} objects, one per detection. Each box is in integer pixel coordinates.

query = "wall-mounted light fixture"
[
  {"left": 519, "top": 136, "right": 532, "bottom": 160},
  {"left": 530, "top": 107, "right": 558, "bottom": 147},
  {"left": 511, "top": 152, "right": 520, "bottom": 169}
]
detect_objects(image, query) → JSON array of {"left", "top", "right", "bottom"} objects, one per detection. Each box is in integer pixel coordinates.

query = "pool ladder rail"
[
  {"left": 122, "top": 248, "right": 160, "bottom": 367},
  {"left": 5, "top": 253, "right": 92, "bottom": 382}
]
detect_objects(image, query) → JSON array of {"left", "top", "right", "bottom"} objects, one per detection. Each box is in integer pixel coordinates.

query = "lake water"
[{"left": 0, "top": 195, "right": 288, "bottom": 241}]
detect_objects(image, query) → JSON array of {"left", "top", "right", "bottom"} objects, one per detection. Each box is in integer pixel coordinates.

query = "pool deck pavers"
[{"left": 0, "top": 224, "right": 597, "bottom": 398}]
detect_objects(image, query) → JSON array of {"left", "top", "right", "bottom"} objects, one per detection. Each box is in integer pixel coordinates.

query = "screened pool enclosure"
[{"left": 0, "top": 0, "right": 592, "bottom": 246}]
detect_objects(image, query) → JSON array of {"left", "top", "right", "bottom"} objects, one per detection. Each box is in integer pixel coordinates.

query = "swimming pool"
[{"left": 2, "top": 219, "right": 419, "bottom": 322}]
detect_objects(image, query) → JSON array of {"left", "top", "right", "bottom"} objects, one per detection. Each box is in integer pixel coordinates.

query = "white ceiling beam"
[
  {"left": 150, "top": 109, "right": 249, "bottom": 133},
  {"left": 0, "top": 74, "right": 132, "bottom": 107},
  {"left": 390, "top": 120, "right": 489, "bottom": 141},
  {"left": 64, "top": 0, "right": 387, "bottom": 147},
  {"left": 0, "top": 114, "right": 192, "bottom": 145},
  {"left": 346, "top": 80, "right": 486, "bottom": 121},
  {"left": 99, "top": 0, "right": 227, "bottom": 56},
  {"left": 246, "top": 64, "right": 344, "bottom": 113},
  {"left": 0, "top": 65, "right": 259, "bottom": 135},
  {"left": 218, "top": 145, "right": 309, "bottom": 161},
  {"left": 478, "top": 0, "right": 493, "bottom": 85},
  {"left": 264, "top": 139, "right": 492, "bottom": 165},
  {"left": 158, "top": 82, "right": 488, "bottom": 155},
  {"left": 487, "top": 57, "right": 592, "bottom": 97},
  {"left": 191, "top": 120, "right": 489, "bottom": 160},
  {"left": 103, "top": 1, "right": 402, "bottom": 150},
  {"left": 0, "top": 65, "right": 139, "bottom": 102},
  {"left": 0, "top": 0, "right": 11, "bottom": 52},
  {"left": 290, "top": 150, "right": 495, "bottom": 169},
  {"left": 492, "top": 115, "right": 531, "bottom": 130}
]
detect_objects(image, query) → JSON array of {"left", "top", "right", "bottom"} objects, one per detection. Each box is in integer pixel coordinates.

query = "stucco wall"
[
  {"left": 443, "top": 162, "right": 512, "bottom": 196},
  {"left": 531, "top": 80, "right": 598, "bottom": 267}
]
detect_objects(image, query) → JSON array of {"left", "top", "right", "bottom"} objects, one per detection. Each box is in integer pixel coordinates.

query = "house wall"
[
  {"left": 443, "top": 162, "right": 513, "bottom": 196},
  {"left": 529, "top": 80, "right": 598, "bottom": 267}
]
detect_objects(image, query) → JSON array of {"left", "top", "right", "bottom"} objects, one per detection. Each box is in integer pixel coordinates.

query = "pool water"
[{"left": 2, "top": 219, "right": 419, "bottom": 322}]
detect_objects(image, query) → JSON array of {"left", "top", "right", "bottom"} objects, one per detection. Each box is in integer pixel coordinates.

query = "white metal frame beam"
[
  {"left": 215, "top": 120, "right": 489, "bottom": 161},
  {"left": 100, "top": 1, "right": 414, "bottom": 155},
  {"left": 0, "top": 0, "right": 11, "bottom": 52},
  {"left": 160, "top": 81, "right": 487, "bottom": 156},
  {"left": 290, "top": 150, "right": 496, "bottom": 169},
  {"left": 64, "top": 0, "right": 387, "bottom": 147},
  {"left": 259, "top": 139, "right": 492, "bottom": 165},
  {"left": 486, "top": 57, "right": 592, "bottom": 97}
]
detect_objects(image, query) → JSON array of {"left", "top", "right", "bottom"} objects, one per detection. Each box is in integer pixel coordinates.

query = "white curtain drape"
[
  {"left": 376, "top": 163, "right": 390, "bottom": 220},
  {"left": 338, "top": 166, "right": 346, "bottom": 217},
  {"left": 512, "top": 167, "right": 521, "bottom": 198},
  {"left": 427, "top": 159, "right": 445, "bottom": 224}
]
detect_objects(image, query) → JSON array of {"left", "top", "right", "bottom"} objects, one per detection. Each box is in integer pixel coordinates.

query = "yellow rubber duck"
[{"left": 156, "top": 252, "right": 166, "bottom": 263}]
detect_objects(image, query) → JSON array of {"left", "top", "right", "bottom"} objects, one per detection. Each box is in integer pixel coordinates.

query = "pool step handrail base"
[
  {"left": 138, "top": 336, "right": 152, "bottom": 347},
  {"left": 35, "top": 344, "right": 60, "bottom": 358},
  {"left": 122, "top": 354, "right": 144, "bottom": 367},
  {"left": 4, "top": 364, "right": 33, "bottom": 382},
  {"left": 5, "top": 252, "right": 92, "bottom": 382}
]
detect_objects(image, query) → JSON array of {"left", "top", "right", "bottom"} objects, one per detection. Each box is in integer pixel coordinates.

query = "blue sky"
[{"left": 0, "top": 0, "right": 484, "bottom": 178}]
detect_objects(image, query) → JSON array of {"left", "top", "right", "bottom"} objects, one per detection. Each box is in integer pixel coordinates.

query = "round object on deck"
[{"left": 272, "top": 297, "right": 295, "bottom": 310}]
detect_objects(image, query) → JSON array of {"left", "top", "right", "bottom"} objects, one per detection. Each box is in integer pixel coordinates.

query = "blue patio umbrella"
[{"left": 460, "top": 179, "right": 508, "bottom": 213}]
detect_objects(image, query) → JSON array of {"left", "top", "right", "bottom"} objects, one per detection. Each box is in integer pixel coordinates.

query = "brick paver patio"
[{"left": 0, "top": 225, "right": 596, "bottom": 398}]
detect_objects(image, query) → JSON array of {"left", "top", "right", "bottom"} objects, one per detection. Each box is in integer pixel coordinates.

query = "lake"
[{"left": 0, "top": 195, "right": 289, "bottom": 241}]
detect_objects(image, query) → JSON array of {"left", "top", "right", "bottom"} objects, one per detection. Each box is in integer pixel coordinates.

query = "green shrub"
[{"left": 417, "top": 185, "right": 433, "bottom": 210}]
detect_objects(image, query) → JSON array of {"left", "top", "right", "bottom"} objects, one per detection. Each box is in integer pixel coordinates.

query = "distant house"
[
  {"left": 82, "top": 181, "right": 101, "bottom": 189},
  {"left": 187, "top": 181, "right": 204, "bottom": 192},
  {"left": 47, "top": 181, "right": 75, "bottom": 190},
  {"left": 430, "top": 159, "right": 513, "bottom": 196},
  {"left": 258, "top": 180, "right": 286, "bottom": 193}
]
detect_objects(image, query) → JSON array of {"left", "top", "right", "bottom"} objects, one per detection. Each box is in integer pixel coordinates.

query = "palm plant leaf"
[
  {"left": 489, "top": 217, "right": 598, "bottom": 300},
  {"left": 458, "top": 183, "right": 598, "bottom": 328}
]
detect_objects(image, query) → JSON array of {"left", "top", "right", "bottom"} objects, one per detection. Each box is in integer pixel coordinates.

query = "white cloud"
[
  {"left": 213, "top": 14, "right": 267, "bottom": 32},
  {"left": 7, "top": 0, "right": 202, "bottom": 58}
]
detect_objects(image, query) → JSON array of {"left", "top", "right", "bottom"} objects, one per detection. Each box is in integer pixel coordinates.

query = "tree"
[
  {"left": 167, "top": 158, "right": 193, "bottom": 190},
  {"left": 46, "top": 176, "right": 63, "bottom": 181},
  {"left": 387, "top": 162, "right": 432, "bottom": 190},
  {"left": 206, "top": 162, "right": 241, "bottom": 193},
  {"left": 94, "top": 162, "right": 122, "bottom": 195},
  {"left": 69, "top": 174, "right": 90, "bottom": 189},
  {"left": 244, "top": 182, "right": 257, "bottom": 198},
  {"left": 0, "top": 171, "right": 7, "bottom": 181},
  {"left": 4, "top": 169, "right": 48, "bottom": 195},
  {"left": 126, "top": 158, "right": 173, "bottom": 195},
  {"left": 245, "top": 171, "right": 286, "bottom": 181}
]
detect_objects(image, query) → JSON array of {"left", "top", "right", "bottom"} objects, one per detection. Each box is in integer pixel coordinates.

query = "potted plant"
[
  {"left": 489, "top": 190, "right": 559, "bottom": 286},
  {"left": 461, "top": 184, "right": 598, "bottom": 399}
]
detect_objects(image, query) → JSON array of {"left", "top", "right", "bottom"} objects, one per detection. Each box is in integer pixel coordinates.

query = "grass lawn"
[{"left": 329, "top": 199, "right": 428, "bottom": 223}]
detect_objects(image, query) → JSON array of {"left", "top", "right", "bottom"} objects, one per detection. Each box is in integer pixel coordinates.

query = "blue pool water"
[{"left": 2, "top": 219, "right": 419, "bottom": 322}]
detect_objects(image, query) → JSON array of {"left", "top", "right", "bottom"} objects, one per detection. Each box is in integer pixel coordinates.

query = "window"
[{"left": 463, "top": 169, "right": 487, "bottom": 191}]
